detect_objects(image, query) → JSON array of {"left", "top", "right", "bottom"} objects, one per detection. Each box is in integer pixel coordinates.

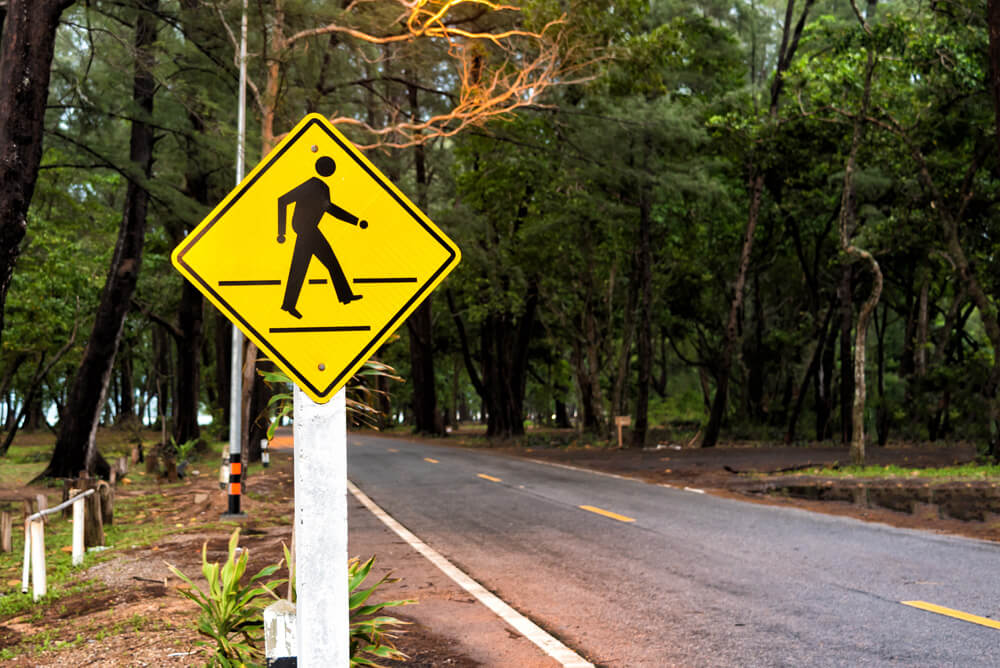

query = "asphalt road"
[{"left": 347, "top": 434, "right": 1000, "bottom": 667}]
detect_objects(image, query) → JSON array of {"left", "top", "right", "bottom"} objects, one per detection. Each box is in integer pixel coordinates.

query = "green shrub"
[{"left": 167, "top": 529, "right": 283, "bottom": 667}]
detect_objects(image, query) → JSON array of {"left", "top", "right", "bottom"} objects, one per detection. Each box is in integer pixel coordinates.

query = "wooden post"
[
  {"left": 97, "top": 482, "right": 113, "bottom": 526},
  {"left": 615, "top": 416, "right": 631, "bottom": 448},
  {"left": 35, "top": 494, "right": 48, "bottom": 524},
  {"left": 118, "top": 456, "right": 128, "bottom": 476},
  {"left": 84, "top": 490, "right": 104, "bottom": 547},
  {"left": 72, "top": 497, "right": 85, "bottom": 566},
  {"left": 30, "top": 519, "right": 45, "bottom": 601},
  {"left": 145, "top": 451, "right": 159, "bottom": 476},
  {"left": 1, "top": 511, "right": 11, "bottom": 552}
]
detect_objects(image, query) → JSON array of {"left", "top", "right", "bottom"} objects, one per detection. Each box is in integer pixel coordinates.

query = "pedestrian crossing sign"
[{"left": 171, "top": 113, "right": 461, "bottom": 403}]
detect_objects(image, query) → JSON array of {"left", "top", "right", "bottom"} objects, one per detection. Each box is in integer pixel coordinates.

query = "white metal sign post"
[{"left": 293, "top": 385, "right": 349, "bottom": 665}]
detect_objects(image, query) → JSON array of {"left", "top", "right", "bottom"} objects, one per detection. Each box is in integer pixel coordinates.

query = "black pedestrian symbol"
[{"left": 277, "top": 156, "right": 368, "bottom": 319}]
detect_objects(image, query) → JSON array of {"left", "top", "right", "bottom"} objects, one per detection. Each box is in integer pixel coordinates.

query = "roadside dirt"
[{"left": 1, "top": 432, "right": 995, "bottom": 667}]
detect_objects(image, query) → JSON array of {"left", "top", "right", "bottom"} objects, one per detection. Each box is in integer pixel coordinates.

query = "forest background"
[{"left": 1, "top": 0, "right": 1000, "bottom": 479}]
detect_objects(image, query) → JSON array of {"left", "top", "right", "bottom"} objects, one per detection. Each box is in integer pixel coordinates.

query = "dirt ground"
[{"left": 0, "top": 432, "right": 995, "bottom": 666}]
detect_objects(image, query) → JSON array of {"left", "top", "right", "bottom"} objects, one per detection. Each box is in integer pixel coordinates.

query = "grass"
[
  {"left": 0, "top": 429, "right": 229, "bottom": 622},
  {"left": 783, "top": 463, "right": 1000, "bottom": 480}
]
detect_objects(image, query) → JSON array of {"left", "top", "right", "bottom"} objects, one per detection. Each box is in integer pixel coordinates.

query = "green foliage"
[
  {"left": 166, "top": 530, "right": 284, "bottom": 667},
  {"left": 258, "top": 359, "right": 403, "bottom": 437},
  {"left": 348, "top": 556, "right": 413, "bottom": 667},
  {"left": 777, "top": 464, "right": 1000, "bottom": 480}
]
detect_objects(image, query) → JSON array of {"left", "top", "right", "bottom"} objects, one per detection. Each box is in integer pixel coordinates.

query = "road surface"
[{"left": 347, "top": 433, "right": 1000, "bottom": 667}]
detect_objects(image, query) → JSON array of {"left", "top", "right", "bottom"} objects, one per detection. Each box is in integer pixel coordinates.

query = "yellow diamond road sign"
[{"left": 171, "top": 114, "right": 461, "bottom": 403}]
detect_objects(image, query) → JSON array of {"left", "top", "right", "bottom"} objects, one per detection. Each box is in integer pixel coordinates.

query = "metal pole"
[
  {"left": 294, "top": 386, "right": 349, "bottom": 665},
  {"left": 225, "top": 0, "right": 249, "bottom": 519}
]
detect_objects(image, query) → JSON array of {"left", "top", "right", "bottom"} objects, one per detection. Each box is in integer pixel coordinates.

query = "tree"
[
  {"left": 702, "top": 0, "right": 816, "bottom": 447},
  {"left": 0, "top": 0, "right": 76, "bottom": 345},
  {"left": 39, "top": 0, "right": 159, "bottom": 479}
]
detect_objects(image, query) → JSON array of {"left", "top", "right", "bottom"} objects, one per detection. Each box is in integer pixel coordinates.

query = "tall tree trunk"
[
  {"left": 703, "top": 0, "right": 815, "bottom": 447},
  {"left": 840, "top": 19, "right": 881, "bottom": 465},
  {"left": 838, "top": 264, "right": 854, "bottom": 444},
  {"left": 405, "top": 80, "right": 442, "bottom": 435},
  {"left": 118, "top": 344, "right": 134, "bottom": 423},
  {"left": 173, "top": 280, "right": 202, "bottom": 445},
  {"left": 0, "top": 0, "right": 74, "bottom": 343},
  {"left": 407, "top": 300, "right": 440, "bottom": 434},
  {"left": 38, "top": 0, "right": 157, "bottom": 480},
  {"left": 214, "top": 310, "right": 231, "bottom": 434},
  {"left": 631, "top": 192, "right": 653, "bottom": 448}
]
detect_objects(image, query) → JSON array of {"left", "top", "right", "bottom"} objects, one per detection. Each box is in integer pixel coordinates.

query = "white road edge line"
[
  {"left": 527, "top": 458, "right": 705, "bottom": 494},
  {"left": 348, "top": 480, "right": 594, "bottom": 668}
]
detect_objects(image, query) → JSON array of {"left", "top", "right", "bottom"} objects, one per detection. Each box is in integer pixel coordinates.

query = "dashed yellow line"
[
  {"left": 423, "top": 457, "right": 439, "bottom": 464},
  {"left": 478, "top": 474, "right": 502, "bottom": 483},
  {"left": 387, "top": 448, "right": 399, "bottom": 453},
  {"left": 579, "top": 505, "right": 635, "bottom": 523},
  {"left": 902, "top": 601, "right": 1000, "bottom": 630}
]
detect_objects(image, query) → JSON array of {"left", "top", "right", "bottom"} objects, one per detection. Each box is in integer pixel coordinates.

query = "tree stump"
[
  {"left": 164, "top": 457, "right": 178, "bottom": 483},
  {"left": 145, "top": 451, "right": 159, "bottom": 476}
]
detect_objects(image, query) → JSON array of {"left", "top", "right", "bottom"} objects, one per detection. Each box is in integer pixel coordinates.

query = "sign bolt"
[
  {"left": 318, "top": 363, "right": 326, "bottom": 371},
  {"left": 311, "top": 145, "right": 318, "bottom": 153}
]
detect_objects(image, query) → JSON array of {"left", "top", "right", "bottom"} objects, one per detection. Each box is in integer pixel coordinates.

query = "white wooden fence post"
[
  {"left": 72, "top": 498, "right": 85, "bottom": 566},
  {"left": 20, "top": 520, "right": 30, "bottom": 593},
  {"left": 30, "top": 520, "right": 45, "bottom": 601}
]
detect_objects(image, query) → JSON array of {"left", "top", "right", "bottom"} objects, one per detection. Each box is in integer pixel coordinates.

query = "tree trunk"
[
  {"left": 38, "top": 0, "right": 157, "bottom": 480},
  {"left": 404, "top": 80, "right": 442, "bottom": 436},
  {"left": 118, "top": 344, "right": 134, "bottom": 424},
  {"left": 214, "top": 310, "right": 231, "bottom": 434},
  {"left": 631, "top": 192, "right": 653, "bottom": 448},
  {"left": 838, "top": 264, "right": 854, "bottom": 444},
  {"left": 173, "top": 279, "right": 202, "bottom": 445},
  {"left": 841, "top": 36, "right": 881, "bottom": 465},
  {"left": 702, "top": 0, "right": 815, "bottom": 447},
  {"left": 407, "top": 300, "right": 441, "bottom": 434},
  {"left": 0, "top": 0, "right": 73, "bottom": 343}
]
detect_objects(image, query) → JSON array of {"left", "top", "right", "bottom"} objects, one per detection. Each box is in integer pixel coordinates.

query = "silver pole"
[{"left": 225, "top": 0, "right": 249, "bottom": 517}]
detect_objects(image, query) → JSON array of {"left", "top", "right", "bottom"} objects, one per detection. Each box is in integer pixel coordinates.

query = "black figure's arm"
[
  {"left": 326, "top": 200, "right": 360, "bottom": 226},
  {"left": 327, "top": 201, "right": 369, "bottom": 229}
]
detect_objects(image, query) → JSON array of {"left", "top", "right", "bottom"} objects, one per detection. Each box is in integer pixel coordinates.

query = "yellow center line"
[
  {"left": 387, "top": 448, "right": 399, "bottom": 453},
  {"left": 579, "top": 505, "right": 635, "bottom": 523},
  {"left": 423, "top": 457, "right": 439, "bottom": 464},
  {"left": 478, "top": 474, "right": 502, "bottom": 483},
  {"left": 902, "top": 600, "right": 1000, "bottom": 630}
]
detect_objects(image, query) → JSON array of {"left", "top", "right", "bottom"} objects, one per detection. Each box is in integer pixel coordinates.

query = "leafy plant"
[
  {"left": 258, "top": 357, "right": 403, "bottom": 438},
  {"left": 348, "top": 556, "right": 413, "bottom": 667},
  {"left": 166, "top": 529, "right": 284, "bottom": 667}
]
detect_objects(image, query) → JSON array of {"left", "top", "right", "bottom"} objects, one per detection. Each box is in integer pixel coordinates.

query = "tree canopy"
[{"left": 2, "top": 0, "right": 999, "bottom": 475}]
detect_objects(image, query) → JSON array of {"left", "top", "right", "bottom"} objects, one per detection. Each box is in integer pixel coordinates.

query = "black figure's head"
[{"left": 315, "top": 156, "right": 336, "bottom": 177}]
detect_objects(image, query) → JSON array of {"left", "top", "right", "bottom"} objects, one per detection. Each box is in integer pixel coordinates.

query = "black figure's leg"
[
  {"left": 311, "top": 232, "right": 360, "bottom": 304},
  {"left": 281, "top": 235, "right": 312, "bottom": 317}
]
